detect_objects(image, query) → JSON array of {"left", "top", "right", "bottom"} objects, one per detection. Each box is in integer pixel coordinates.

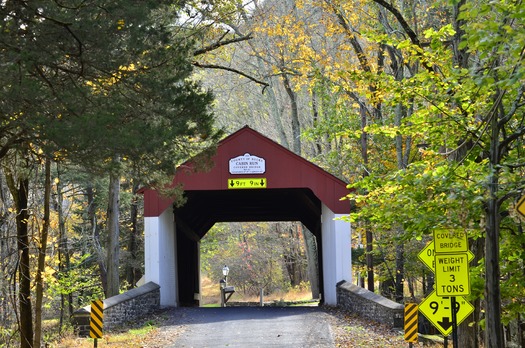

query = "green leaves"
[{"left": 348, "top": 158, "right": 486, "bottom": 240}]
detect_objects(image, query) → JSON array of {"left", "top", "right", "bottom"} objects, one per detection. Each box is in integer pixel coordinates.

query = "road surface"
[{"left": 162, "top": 306, "right": 335, "bottom": 348}]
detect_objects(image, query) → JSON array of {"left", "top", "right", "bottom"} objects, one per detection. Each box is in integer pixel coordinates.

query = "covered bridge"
[{"left": 141, "top": 126, "right": 352, "bottom": 306}]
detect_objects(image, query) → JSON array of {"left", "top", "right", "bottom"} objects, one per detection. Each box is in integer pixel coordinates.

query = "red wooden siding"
[{"left": 142, "top": 126, "right": 351, "bottom": 216}]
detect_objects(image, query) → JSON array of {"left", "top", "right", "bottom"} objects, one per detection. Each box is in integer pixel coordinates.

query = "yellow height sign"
[
  {"left": 228, "top": 178, "right": 267, "bottom": 189},
  {"left": 404, "top": 303, "right": 418, "bottom": 343},
  {"left": 89, "top": 300, "right": 104, "bottom": 339}
]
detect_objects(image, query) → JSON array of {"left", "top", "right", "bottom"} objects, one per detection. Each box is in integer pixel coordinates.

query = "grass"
[{"left": 52, "top": 320, "right": 159, "bottom": 348}]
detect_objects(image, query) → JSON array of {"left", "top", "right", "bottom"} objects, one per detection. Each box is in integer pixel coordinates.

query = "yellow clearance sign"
[
  {"left": 435, "top": 253, "right": 470, "bottom": 296},
  {"left": 228, "top": 178, "right": 267, "bottom": 189},
  {"left": 419, "top": 291, "right": 474, "bottom": 336}
]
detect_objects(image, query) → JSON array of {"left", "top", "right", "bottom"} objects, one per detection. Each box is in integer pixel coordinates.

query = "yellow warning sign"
[
  {"left": 435, "top": 253, "right": 470, "bottom": 296},
  {"left": 433, "top": 229, "right": 468, "bottom": 253},
  {"left": 404, "top": 303, "right": 418, "bottom": 343},
  {"left": 419, "top": 291, "right": 474, "bottom": 336},
  {"left": 516, "top": 194, "right": 525, "bottom": 218}
]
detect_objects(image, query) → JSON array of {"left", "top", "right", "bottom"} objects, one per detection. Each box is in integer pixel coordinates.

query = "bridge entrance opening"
[
  {"left": 200, "top": 221, "right": 315, "bottom": 306},
  {"left": 141, "top": 126, "right": 352, "bottom": 307},
  {"left": 174, "top": 187, "right": 322, "bottom": 307}
]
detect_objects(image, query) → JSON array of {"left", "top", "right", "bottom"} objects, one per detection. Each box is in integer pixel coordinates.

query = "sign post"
[
  {"left": 418, "top": 230, "right": 473, "bottom": 347},
  {"left": 432, "top": 229, "right": 470, "bottom": 348},
  {"left": 451, "top": 297, "right": 459, "bottom": 348}
]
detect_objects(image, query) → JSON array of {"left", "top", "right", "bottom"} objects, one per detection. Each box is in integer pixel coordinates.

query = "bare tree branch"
[
  {"left": 192, "top": 62, "right": 269, "bottom": 88},
  {"left": 371, "top": 0, "right": 420, "bottom": 47},
  {"left": 193, "top": 33, "right": 253, "bottom": 56}
]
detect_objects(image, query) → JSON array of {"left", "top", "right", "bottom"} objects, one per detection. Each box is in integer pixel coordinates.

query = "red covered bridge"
[{"left": 141, "top": 126, "right": 352, "bottom": 306}]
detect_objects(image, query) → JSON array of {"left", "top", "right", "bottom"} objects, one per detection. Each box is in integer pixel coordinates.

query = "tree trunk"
[
  {"left": 302, "top": 226, "right": 320, "bottom": 299},
  {"left": 458, "top": 233, "right": 484, "bottom": 347},
  {"left": 282, "top": 74, "right": 301, "bottom": 155},
  {"left": 55, "top": 170, "right": 74, "bottom": 321},
  {"left": 485, "top": 97, "right": 503, "bottom": 347},
  {"left": 0, "top": 175, "right": 8, "bottom": 327},
  {"left": 34, "top": 158, "right": 51, "bottom": 347},
  {"left": 394, "top": 242, "right": 404, "bottom": 302},
  {"left": 360, "top": 103, "right": 374, "bottom": 292},
  {"left": 86, "top": 184, "right": 108, "bottom": 295},
  {"left": 265, "top": 77, "right": 290, "bottom": 148},
  {"left": 126, "top": 181, "right": 141, "bottom": 289},
  {"left": 106, "top": 170, "right": 121, "bottom": 297},
  {"left": 6, "top": 174, "right": 33, "bottom": 348},
  {"left": 393, "top": 100, "right": 408, "bottom": 303}
]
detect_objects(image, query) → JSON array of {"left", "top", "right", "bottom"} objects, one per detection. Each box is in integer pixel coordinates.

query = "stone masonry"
[
  {"left": 71, "top": 282, "right": 160, "bottom": 336},
  {"left": 336, "top": 280, "right": 404, "bottom": 328}
]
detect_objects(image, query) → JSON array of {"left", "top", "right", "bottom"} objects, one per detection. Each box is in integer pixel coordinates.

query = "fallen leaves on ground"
[
  {"left": 55, "top": 306, "right": 441, "bottom": 347},
  {"left": 325, "top": 306, "right": 440, "bottom": 348}
]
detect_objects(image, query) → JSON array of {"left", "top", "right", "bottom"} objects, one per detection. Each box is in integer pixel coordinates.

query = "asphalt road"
[{"left": 165, "top": 306, "right": 335, "bottom": 348}]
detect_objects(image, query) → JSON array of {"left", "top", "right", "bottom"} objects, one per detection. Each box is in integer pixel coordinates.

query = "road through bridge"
[{"left": 161, "top": 306, "right": 335, "bottom": 348}]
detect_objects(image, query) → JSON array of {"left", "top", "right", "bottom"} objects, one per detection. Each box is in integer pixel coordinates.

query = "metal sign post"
[
  {"left": 451, "top": 297, "right": 458, "bottom": 348},
  {"left": 418, "top": 230, "right": 474, "bottom": 345}
]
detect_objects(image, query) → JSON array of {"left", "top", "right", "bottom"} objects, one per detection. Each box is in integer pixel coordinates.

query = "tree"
[
  {"left": 198, "top": 0, "right": 525, "bottom": 346},
  {"left": 342, "top": 0, "right": 525, "bottom": 346},
  {"left": 1, "top": 1, "right": 221, "bottom": 345}
]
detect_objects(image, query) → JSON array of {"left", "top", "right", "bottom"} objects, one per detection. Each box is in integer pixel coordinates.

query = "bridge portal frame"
[{"left": 141, "top": 126, "right": 352, "bottom": 306}]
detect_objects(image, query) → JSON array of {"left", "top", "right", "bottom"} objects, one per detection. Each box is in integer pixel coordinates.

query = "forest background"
[{"left": 1, "top": 0, "right": 524, "bottom": 347}]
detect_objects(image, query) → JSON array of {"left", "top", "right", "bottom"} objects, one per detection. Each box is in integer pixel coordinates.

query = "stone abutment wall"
[
  {"left": 336, "top": 281, "right": 404, "bottom": 328},
  {"left": 71, "top": 282, "right": 160, "bottom": 336}
]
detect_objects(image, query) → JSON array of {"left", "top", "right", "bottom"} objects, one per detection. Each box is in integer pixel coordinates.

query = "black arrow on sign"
[
  {"left": 230, "top": 180, "right": 235, "bottom": 187},
  {"left": 437, "top": 317, "right": 453, "bottom": 331},
  {"left": 260, "top": 179, "right": 264, "bottom": 186}
]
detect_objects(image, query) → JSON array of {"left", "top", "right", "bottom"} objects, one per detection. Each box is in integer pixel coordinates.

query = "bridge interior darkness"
[{"left": 173, "top": 188, "right": 324, "bottom": 306}]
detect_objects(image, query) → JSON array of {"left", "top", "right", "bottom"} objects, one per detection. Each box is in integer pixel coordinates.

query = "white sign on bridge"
[{"left": 229, "top": 153, "right": 266, "bottom": 174}]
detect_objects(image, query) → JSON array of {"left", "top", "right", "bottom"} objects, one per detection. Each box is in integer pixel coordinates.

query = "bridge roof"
[{"left": 142, "top": 126, "right": 351, "bottom": 217}]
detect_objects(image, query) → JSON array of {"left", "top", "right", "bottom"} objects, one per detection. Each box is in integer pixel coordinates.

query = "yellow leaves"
[
  {"left": 117, "top": 19, "right": 125, "bottom": 30},
  {"left": 85, "top": 62, "right": 141, "bottom": 94}
]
